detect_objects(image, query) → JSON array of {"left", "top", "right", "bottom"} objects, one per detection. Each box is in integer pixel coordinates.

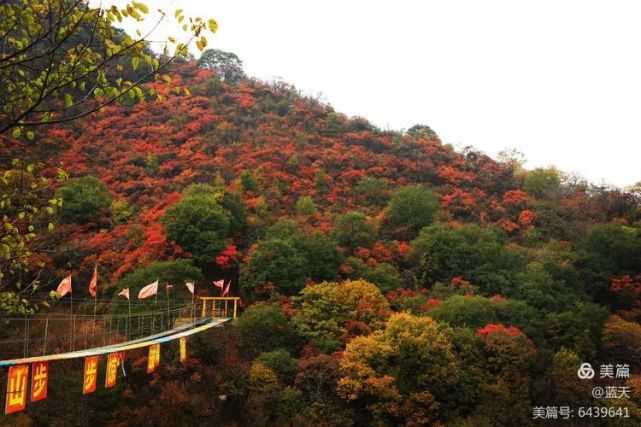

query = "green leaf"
[
  {"left": 64, "top": 93, "right": 73, "bottom": 107},
  {"left": 11, "top": 128, "right": 21, "bottom": 138},
  {"left": 133, "top": 2, "right": 148, "bottom": 14}
]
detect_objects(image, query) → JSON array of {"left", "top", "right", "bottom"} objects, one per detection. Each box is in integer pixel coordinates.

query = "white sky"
[{"left": 103, "top": 0, "right": 641, "bottom": 188}]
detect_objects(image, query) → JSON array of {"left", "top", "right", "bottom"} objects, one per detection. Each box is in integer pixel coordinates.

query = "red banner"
[
  {"left": 147, "top": 344, "right": 160, "bottom": 373},
  {"left": 5, "top": 364, "right": 28, "bottom": 414},
  {"left": 105, "top": 353, "right": 119, "bottom": 388},
  {"left": 30, "top": 361, "right": 48, "bottom": 402},
  {"left": 83, "top": 356, "right": 99, "bottom": 394},
  {"left": 180, "top": 337, "right": 187, "bottom": 363}
]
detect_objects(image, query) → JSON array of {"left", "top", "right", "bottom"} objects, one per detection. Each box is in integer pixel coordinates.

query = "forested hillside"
[{"left": 2, "top": 54, "right": 641, "bottom": 425}]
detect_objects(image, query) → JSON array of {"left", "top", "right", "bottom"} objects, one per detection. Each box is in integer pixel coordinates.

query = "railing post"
[
  {"left": 42, "top": 317, "right": 49, "bottom": 356},
  {"left": 22, "top": 315, "right": 28, "bottom": 357},
  {"left": 71, "top": 314, "right": 76, "bottom": 351}
]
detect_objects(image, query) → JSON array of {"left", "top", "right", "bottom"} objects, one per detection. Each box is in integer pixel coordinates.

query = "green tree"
[
  {"left": 508, "top": 262, "right": 582, "bottom": 312},
  {"left": 196, "top": 49, "right": 245, "bottom": 84},
  {"left": 240, "top": 238, "right": 309, "bottom": 296},
  {"left": 386, "top": 185, "right": 439, "bottom": 238},
  {"left": 544, "top": 303, "right": 609, "bottom": 359},
  {"left": 57, "top": 175, "right": 112, "bottom": 224},
  {"left": 184, "top": 183, "right": 246, "bottom": 233},
  {"left": 256, "top": 349, "right": 298, "bottom": 383},
  {"left": 331, "top": 211, "right": 377, "bottom": 253},
  {"left": 240, "top": 170, "right": 258, "bottom": 192},
  {"left": 161, "top": 195, "right": 230, "bottom": 265},
  {"left": 408, "top": 224, "right": 522, "bottom": 294},
  {"left": 407, "top": 124, "right": 440, "bottom": 140},
  {"left": 324, "top": 112, "right": 342, "bottom": 136},
  {"left": 1, "top": 0, "right": 216, "bottom": 136},
  {"left": 355, "top": 177, "right": 390, "bottom": 206},
  {"left": 362, "top": 262, "right": 402, "bottom": 293},
  {"left": 295, "top": 196, "right": 316, "bottom": 216},
  {"left": 302, "top": 232, "right": 343, "bottom": 282},
  {"left": 236, "top": 303, "right": 300, "bottom": 357},
  {"left": 429, "top": 295, "right": 498, "bottom": 329},
  {"left": 0, "top": 162, "right": 62, "bottom": 312},
  {"left": 523, "top": 167, "right": 561, "bottom": 199},
  {"left": 579, "top": 223, "right": 641, "bottom": 278}
]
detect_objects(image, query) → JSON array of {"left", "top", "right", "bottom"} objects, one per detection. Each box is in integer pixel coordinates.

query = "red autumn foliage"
[
  {"left": 476, "top": 323, "right": 526, "bottom": 338},
  {"left": 611, "top": 275, "right": 641, "bottom": 308},
  {"left": 517, "top": 209, "right": 536, "bottom": 227},
  {"left": 502, "top": 190, "right": 529, "bottom": 206},
  {"left": 215, "top": 244, "right": 239, "bottom": 269},
  {"left": 421, "top": 298, "right": 442, "bottom": 312}
]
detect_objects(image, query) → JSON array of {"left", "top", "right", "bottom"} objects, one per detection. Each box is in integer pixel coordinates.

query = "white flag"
[
  {"left": 56, "top": 275, "right": 72, "bottom": 298},
  {"left": 185, "top": 282, "right": 195, "bottom": 294},
  {"left": 222, "top": 281, "right": 231, "bottom": 297},
  {"left": 118, "top": 288, "right": 130, "bottom": 300},
  {"left": 138, "top": 280, "right": 159, "bottom": 299}
]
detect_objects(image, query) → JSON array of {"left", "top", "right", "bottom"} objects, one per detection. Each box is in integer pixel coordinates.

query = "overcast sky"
[{"left": 105, "top": 0, "right": 640, "bottom": 188}]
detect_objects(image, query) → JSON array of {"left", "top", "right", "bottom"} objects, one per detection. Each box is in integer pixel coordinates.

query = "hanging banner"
[
  {"left": 5, "top": 364, "right": 28, "bottom": 414},
  {"left": 83, "top": 356, "right": 99, "bottom": 395},
  {"left": 179, "top": 337, "right": 187, "bottom": 363},
  {"left": 105, "top": 353, "right": 119, "bottom": 388},
  {"left": 30, "top": 361, "right": 49, "bottom": 402},
  {"left": 147, "top": 344, "right": 160, "bottom": 373}
]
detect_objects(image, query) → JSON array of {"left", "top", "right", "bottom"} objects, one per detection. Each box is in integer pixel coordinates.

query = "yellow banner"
[
  {"left": 147, "top": 344, "right": 160, "bottom": 373},
  {"left": 5, "top": 364, "right": 28, "bottom": 414},
  {"left": 179, "top": 337, "right": 187, "bottom": 363}
]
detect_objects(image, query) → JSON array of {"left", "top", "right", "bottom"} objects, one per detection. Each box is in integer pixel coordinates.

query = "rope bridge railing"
[
  {"left": 0, "top": 300, "right": 223, "bottom": 361},
  {"left": 0, "top": 296, "right": 239, "bottom": 416}
]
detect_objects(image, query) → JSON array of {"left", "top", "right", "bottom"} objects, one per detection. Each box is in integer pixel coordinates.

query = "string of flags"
[
  {"left": 55, "top": 268, "right": 232, "bottom": 301},
  {"left": 5, "top": 337, "right": 190, "bottom": 414}
]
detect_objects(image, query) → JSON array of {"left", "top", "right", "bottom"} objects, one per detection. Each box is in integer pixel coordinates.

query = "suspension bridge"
[{"left": 0, "top": 296, "right": 240, "bottom": 415}]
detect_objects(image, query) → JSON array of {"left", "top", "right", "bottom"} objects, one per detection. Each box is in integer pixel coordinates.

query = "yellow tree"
[
  {"left": 337, "top": 313, "right": 459, "bottom": 426},
  {"left": 291, "top": 279, "right": 390, "bottom": 352}
]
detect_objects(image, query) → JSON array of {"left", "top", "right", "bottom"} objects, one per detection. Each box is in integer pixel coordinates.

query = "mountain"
[{"left": 3, "top": 58, "right": 641, "bottom": 426}]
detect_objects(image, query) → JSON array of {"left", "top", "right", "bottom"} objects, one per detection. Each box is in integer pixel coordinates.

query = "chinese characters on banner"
[
  {"left": 30, "top": 361, "right": 48, "bottom": 402},
  {"left": 5, "top": 365, "right": 28, "bottom": 414},
  {"left": 83, "top": 356, "right": 99, "bottom": 395},
  {"left": 147, "top": 344, "right": 160, "bottom": 373},
  {"left": 180, "top": 337, "right": 187, "bottom": 363},
  {"left": 105, "top": 353, "right": 120, "bottom": 388}
]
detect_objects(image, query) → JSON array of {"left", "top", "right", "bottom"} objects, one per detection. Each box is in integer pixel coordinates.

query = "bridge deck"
[{"left": 0, "top": 317, "right": 231, "bottom": 367}]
